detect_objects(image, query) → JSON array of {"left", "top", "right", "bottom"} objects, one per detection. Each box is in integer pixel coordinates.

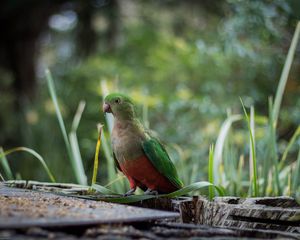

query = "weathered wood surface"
[
  {"left": 193, "top": 196, "right": 300, "bottom": 234},
  {"left": 1, "top": 220, "right": 299, "bottom": 239},
  {"left": 0, "top": 184, "right": 179, "bottom": 228},
  {"left": 3, "top": 181, "right": 300, "bottom": 239}
]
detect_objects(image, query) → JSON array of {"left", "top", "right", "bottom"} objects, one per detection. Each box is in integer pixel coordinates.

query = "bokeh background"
[{"left": 0, "top": 0, "right": 299, "bottom": 191}]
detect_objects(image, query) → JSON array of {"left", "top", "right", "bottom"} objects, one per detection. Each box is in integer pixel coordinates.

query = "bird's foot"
[
  {"left": 144, "top": 188, "right": 159, "bottom": 195},
  {"left": 123, "top": 188, "right": 136, "bottom": 197}
]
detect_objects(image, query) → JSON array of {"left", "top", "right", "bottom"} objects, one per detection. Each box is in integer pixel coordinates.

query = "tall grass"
[
  {"left": 91, "top": 124, "right": 103, "bottom": 185},
  {"left": 273, "top": 22, "right": 300, "bottom": 126},
  {"left": 207, "top": 21, "right": 300, "bottom": 198},
  {"left": 292, "top": 149, "right": 300, "bottom": 193},
  {"left": 213, "top": 114, "right": 242, "bottom": 187},
  {"left": 45, "top": 69, "right": 87, "bottom": 185},
  {"left": 0, "top": 147, "right": 56, "bottom": 182},
  {"left": 208, "top": 144, "right": 214, "bottom": 200},
  {"left": 69, "top": 101, "right": 88, "bottom": 185},
  {"left": 268, "top": 98, "right": 281, "bottom": 195},
  {"left": 279, "top": 125, "right": 300, "bottom": 170},
  {"left": 0, "top": 147, "right": 14, "bottom": 180},
  {"left": 240, "top": 99, "right": 258, "bottom": 197}
]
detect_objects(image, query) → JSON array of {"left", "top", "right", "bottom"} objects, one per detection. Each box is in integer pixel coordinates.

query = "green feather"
[{"left": 142, "top": 137, "right": 183, "bottom": 189}]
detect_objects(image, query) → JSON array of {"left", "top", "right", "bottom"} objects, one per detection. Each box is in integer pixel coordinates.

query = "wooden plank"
[
  {"left": 192, "top": 196, "right": 300, "bottom": 233},
  {"left": 2, "top": 222, "right": 300, "bottom": 239},
  {"left": 0, "top": 185, "right": 179, "bottom": 229},
  {"left": 4, "top": 181, "right": 300, "bottom": 236}
]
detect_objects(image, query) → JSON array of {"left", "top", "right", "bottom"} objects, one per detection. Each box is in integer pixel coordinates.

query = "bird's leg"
[
  {"left": 123, "top": 187, "right": 136, "bottom": 196},
  {"left": 144, "top": 188, "right": 159, "bottom": 195},
  {"left": 123, "top": 177, "right": 137, "bottom": 196}
]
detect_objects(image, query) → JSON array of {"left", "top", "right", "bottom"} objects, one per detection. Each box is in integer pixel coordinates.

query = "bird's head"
[{"left": 103, "top": 93, "right": 136, "bottom": 120}]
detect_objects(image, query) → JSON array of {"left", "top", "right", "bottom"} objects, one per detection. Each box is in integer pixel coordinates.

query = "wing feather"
[{"left": 142, "top": 137, "right": 183, "bottom": 189}]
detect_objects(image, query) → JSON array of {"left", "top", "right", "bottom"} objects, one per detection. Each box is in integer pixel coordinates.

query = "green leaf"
[
  {"left": 46, "top": 69, "right": 87, "bottom": 185},
  {"left": 91, "top": 183, "right": 119, "bottom": 195},
  {"left": 91, "top": 181, "right": 224, "bottom": 204},
  {"left": 214, "top": 114, "right": 242, "bottom": 186},
  {"left": 0, "top": 147, "right": 14, "bottom": 180},
  {"left": 0, "top": 147, "right": 56, "bottom": 183},
  {"left": 208, "top": 144, "right": 215, "bottom": 200},
  {"left": 273, "top": 22, "right": 300, "bottom": 126},
  {"left": 279, "top": 125, "right": 300, "bottom": 170},
  {"left": 292, "top": 148, "right": 300, "bottom": 193},
  {"left": 91, "top": 124, "right": 103, "bottom": 185},
  {"left": 240, "top": 98, "right": 258, "bottom": 197}
]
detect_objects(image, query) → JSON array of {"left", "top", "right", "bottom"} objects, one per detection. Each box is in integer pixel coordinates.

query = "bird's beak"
[{"left": 103, "top": 103, "right": 112, "bottom": 113}]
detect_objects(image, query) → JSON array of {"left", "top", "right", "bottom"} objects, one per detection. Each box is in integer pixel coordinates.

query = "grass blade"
[
  {"left": 268, "top": 97, "right": 281, "bottom": 195},
  {"left": 0, "top": 147, "right": 56, "bottom": 182},
  {"left": 249, "top": 106, "right": 255, "bottom": 184},
  {"left": 92, "top": 124, "right": 103, "bottom": 185},
  {"left": 0, "top": 147, "right": 14, "bottom": 180},
  {"left": 279, "top": 125, "right": 300, "bottom": 170},
  {"left": 92, "top": 183, "right": 119, "bottom": 195},
  {"left": 45, "top": 69, "right": 85, "bottom": 184},
  {"left": 292, "top": 147, "right": 300, "bottom": 193},
  {"left": 237, "top": 155, "right": 244, "bottom": 195},
  {"left": 105, "top": 175, "right": 126, "bottom": 187},
  {"left": 240, "top": 98, "right": 258, "bottom": 197},
  {"left": 164, "top": 181, "right": 225, "bottom": 198},
  {"left": 273, "top": 21, "right": 300, "bottom": 126},
  {"left": 208, "top": 144, "right": 214, "bottom": 200},
  {"left": 101, "top": 131, "right": 123, "bottom": 193},
  {"left": 69, "top": 101, "right": 87, "bottom": 185},
  {"left": 71, "top": 100, "right": 86, "bottom": 132},
  {"left": 213, "top": 114, "right": 242, "bottom": 185},
  {"left": 69, "top": 134, "right": 87, "bottom": 185},
  {"left": 91, "top": 181, "right": 224, "bottom": 204}
]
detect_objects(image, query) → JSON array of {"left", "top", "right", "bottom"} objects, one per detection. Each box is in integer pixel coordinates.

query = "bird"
[{"left": 103, "top": 93, "right": 183, "bottom": 195}]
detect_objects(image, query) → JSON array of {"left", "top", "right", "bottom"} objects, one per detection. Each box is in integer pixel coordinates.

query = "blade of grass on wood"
[
  {"left": 240, "top": 98, "right": 258, "bottom": 197},
  {"left": 279, "top": 125, "right": 300, "bottom": 170},
  {"left": 268, "top": 97, "right": 281, "bottom": 195},
  {"left": 237, "top": 155, "right": 244, "bottom": 195},
  {"left": 92, "top": 183, "right": 119, "bottom": 195},
  {"left": 91, "top": 181, "right": 224, "bottom": 204},
  {"left": 0, "top": 147, "right": 56, "bottom": 182},
  {"left": 91, "top": 124, "right": 103, "bottom": 185},
  {"left": 213, "top": 114, "right": 242, "bottom": 186},
  {"left": 105, "top": 175, "right": 126, "bottom": 187},
  {"left": 249, "top": 106, "right": 255, "bottom": 188},
  {"left": 208, "top": 144, "right": 214, "bottom": 200},
  {"left": 292, "top": 147, "right": 300, "bottom": 193},
  {"left": 0, "top": 147, "right": 14, "bottom": 180},
  {"left": 69, "top": 100, "right": 87, "bottom": 185}
]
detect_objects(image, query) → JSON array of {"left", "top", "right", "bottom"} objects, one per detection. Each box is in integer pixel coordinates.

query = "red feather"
[{"left": 119, "top": 155, "right": 178, "bottom": 193}]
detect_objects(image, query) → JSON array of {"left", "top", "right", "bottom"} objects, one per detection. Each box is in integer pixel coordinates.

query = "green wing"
[{"left": 142, "top": 137, "right": 183, "bottom": 189}]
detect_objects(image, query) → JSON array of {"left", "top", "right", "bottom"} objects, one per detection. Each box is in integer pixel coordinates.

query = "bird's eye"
[{"left": 115, "top": 98, "right": 121, "bottom": 104}]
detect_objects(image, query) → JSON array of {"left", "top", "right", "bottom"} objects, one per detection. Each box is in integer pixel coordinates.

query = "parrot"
[{"left": 103, "top": 93, "right": 183, "bottom": 195}]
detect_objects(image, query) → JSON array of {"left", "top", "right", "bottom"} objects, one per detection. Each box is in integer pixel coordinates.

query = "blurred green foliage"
[{"left": 0, "top": 0, "right": 299, "bottom": 196}]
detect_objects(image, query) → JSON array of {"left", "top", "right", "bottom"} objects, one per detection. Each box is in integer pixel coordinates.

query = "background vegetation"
[{"left": 0, "top": 0, "right": 299, "bottom": 198}]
